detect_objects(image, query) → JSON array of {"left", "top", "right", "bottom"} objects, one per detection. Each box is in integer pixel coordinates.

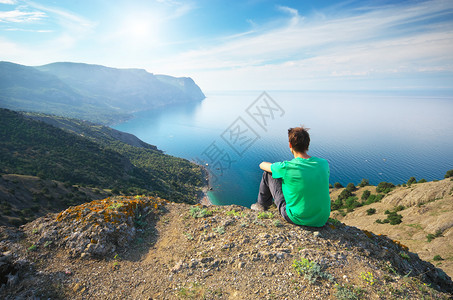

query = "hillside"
[
  {"left": 0, "top": 61, "right": 205, "bottom": 124},
  {"left": 329, "top": 178, "right": 453, "bottom": 279},
  {"left": 0, "top": 174, "right": 110, "bottom": 227},
  {"left": 0, "top": 109, "right": 206, "bottom": 227},
  {"left": 0, "top": 197, "right": 452, "bottom": 299}
]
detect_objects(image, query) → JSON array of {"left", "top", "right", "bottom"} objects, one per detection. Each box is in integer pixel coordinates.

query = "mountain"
[
  {"left": 0, "top": 198, "right": 452, "bottom": 298},
  {"left": 0, "top": 109, "right": 206, "bottom": 227},
  {"left": 0, "top": 61, "right": 205, "bottom": 124}
]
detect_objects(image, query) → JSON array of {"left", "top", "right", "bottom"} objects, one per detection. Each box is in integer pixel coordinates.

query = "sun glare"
[{"left": 121, "top": 13, "right": 162, "bottom": 44}]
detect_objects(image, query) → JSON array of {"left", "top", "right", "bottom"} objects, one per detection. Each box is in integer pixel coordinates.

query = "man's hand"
[{"left": 259, "top": 162, "right": 272, "bottom": 173}]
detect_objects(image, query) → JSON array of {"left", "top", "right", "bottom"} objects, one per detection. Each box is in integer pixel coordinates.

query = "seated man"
[{"left": 251, "top": 126, "right": 331, "bottom": 227}]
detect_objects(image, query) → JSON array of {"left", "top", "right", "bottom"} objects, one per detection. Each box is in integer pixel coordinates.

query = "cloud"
[
  {"left": 151, "top": 0, "right": 453, "bottom": 90},
  {"left": 0, "top": 0, "right": 16, "bottom": 4},
  {"left": 24, "top": 0, "right": 96, "bottom": 32},
  {"left": 0, "top": 9, "right": 45, "bottom": 23}
]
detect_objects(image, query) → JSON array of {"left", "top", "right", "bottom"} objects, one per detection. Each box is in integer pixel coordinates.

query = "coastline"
[{"left": 197, "top": 164, "right": 212, "bottom": 206}]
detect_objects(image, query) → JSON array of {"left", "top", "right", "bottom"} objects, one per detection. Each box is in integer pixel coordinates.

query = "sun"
[{"left": 121, "top": 13, "right": 162, "bottom": 44}]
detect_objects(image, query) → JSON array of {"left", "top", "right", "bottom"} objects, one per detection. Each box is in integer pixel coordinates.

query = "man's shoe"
[{"left": 251, "top": 203, "right": 266, "bottom": 212}]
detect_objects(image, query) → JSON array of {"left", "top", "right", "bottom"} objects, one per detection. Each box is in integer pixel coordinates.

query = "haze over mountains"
[{"left": 0, "top": 61, "right": 205, "bottom": 124}]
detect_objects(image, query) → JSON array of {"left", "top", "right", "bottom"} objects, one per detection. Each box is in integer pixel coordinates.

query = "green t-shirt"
[{"left": 271, "top": 157, "right": 331, "bottom": 227}]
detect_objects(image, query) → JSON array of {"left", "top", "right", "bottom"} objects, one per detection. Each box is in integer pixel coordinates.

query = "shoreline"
[{"left": 197, "top": 164, "right": 213, "bottom": 206}]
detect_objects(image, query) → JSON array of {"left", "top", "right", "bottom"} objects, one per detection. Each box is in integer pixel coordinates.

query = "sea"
[{"left": 113, "top": 90, "right": 453, "bottom": 207}]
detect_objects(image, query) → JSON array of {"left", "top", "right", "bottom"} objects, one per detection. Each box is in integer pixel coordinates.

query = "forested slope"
[{"left": 0, "top": 109, "right": 205, "bottom": 205}]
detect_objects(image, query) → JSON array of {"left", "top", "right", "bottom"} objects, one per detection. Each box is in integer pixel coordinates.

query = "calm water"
[{"left": 113, "top": 91, "right": 453, "bottom": 207}]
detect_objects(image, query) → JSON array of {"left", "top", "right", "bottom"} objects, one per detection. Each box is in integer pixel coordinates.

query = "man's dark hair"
[{"left": 288, "top": 126, "right": 310, "bottom": 153}]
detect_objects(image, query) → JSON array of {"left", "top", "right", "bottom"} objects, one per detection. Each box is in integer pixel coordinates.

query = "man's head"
[{"left": 288, "top": 126, "right": 310, "bottom": 154}]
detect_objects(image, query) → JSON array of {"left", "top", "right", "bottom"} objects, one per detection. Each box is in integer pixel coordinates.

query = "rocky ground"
[{"left": 1, "top": 195, "right": 453, "bottom": 299}]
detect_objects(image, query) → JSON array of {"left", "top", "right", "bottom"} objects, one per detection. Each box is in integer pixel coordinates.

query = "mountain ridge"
[{"left": 0, "top": 61, "right": 205, "bottom": 124}]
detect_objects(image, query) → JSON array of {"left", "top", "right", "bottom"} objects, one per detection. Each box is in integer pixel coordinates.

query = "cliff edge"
[{"left": 1, "top": 196, "right": 452, "bottom": 299}]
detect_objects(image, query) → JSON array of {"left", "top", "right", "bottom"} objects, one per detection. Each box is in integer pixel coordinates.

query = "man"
[{"left": 251, "top": 126, "right": 331, "bottom": 227}]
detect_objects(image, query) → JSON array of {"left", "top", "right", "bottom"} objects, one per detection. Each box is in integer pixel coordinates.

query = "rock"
[{"left": 171, "top": 260, "right": 186, "bottom": 273}]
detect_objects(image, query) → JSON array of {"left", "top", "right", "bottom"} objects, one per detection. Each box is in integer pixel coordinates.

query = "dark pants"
[{"left": 257, "top": 171, "right": 295, "bottom": 224}]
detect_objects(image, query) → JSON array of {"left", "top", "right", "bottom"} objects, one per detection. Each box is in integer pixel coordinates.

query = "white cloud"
[
  {"left": 24, "top": 1, "right": 96, "bottom": 33},
  {"left": 149, "top": 0, "right": 453, "bottom": 90},
  {"left": 0, "top": 0, "right": 16, "bottom": 4},
  {"left": 0, "top": 9, "right": 45, "bottom": 23}
]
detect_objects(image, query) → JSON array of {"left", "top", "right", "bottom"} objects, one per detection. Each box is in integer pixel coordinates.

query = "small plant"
[
  {"left": 394, "top": 205, "right": 405, "bottom": 212},
  {"left": 257, "top": 212, "right": 274, "bottom": 219},
  {"left": 212, "top": 226, "right": 225, "bottom": 235},
  {"left": 360, "top": 271, "right": 375, "bottom": 285},
  {"left": 335, "top": 284, "right": 363, "bottom": 300},
  {"left": 366, "top": 208, "right": 376, "bottom": 215},
  {"left": 328, "top": 218, "right": 341, "bottom": 226},
  {"left": 28, "top": 244, "right": 37, "bottom": 251},
  {"left": 107, "top": 202, "right": 123, "bottom": 210},
  {"left": 426, "top": 229, "right": 443, "bottom": 242},
  {"left": 399, "top": 251, "right": 410, "bottom": 260},
  {"left": 433, "top": 255, "right": 443, "bottom": 261},
  {"left": 273, "top": 219, "right": 282, "bottom": 227},
  {"left": 44, "top": 241, "right": 53, "bottom": 248},
  {"left": 189, "top": 206, "right": 212, "bottom": 218},
  {"left": 183, "top": 232, "right": 194, "bottom": 240},
  {"left": 177, "top": 282, "right": 205, "bottom": 298},
  {"left": 226, "top": 209, "right": 244, "bottom": 217},
  {"left": 292, "top": 258, "right": 334, "bottom": 283}
]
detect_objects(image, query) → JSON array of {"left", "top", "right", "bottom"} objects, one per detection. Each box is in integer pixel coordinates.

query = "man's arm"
[{"left": 259, "top": 162, "right": 272, "bottom": 173}]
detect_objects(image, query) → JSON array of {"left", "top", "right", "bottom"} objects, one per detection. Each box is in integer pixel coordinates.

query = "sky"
[{"left": 1, "top": 0, "right": 452, "bottom": 91}]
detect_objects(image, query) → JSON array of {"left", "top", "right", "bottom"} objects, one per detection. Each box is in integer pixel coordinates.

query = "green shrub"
[
  {"left": 335, "top": 284, "right": 363, "bottom": 300},
  {"left": 189, "top": 206, "right": 212, "bottom": 218},
  {"left": 361, "top": 190, "right": 371, "bottom": 201},
  {"left": 366, "top": 208, "right": 376, "bottom": 215},
  {"left": 394, "top": 205, "right": 405, "bottom": 212},
  {"left": 334, "top": 182, "right": 343, "bottom": 189},
  {"left": 426, "top": 229, "right": 443, "bottom": 242},
  {"left": 433, "top": 255, "right": 443, "bottom": 261},
  {"left": 329, "top": 184, "right": 333, "bottom": 189},
  {"left": 345, "top": 183, "right": 357, "bottom": 192},
  {"left": 445, "top": 169, "right": 453, "bottom": 178},
  {"left": 407, "top": 177, "right": 417, "bottom": 185},
  {"left": 257, "top": 212, "right": 274, "bottom": 219},
  {"left": 418, "top": 178, "right": 427, "bottom": 183},
  {"left": 338, "top": 189, "right": 353, "bottom": 201},
  {"left": 376, "top": 208, "right": 403, "bottom": 225},
  {"left": 292, "top": 258, "right": 334, "bottom": 283},
  {"left": 345, "top": 196, "right": 361, "bottom": 210},
  {"left": 387, "top": 211, "right": 403, "bottom": 225},
  {"left": 331, "top": 198, "right": 343, "bottom": 210},
  {"left": 359, "top": 178, "right": 369, "bottom": 187},
  {"left": 376, "top": 182, "right": 395, "bottom": 194},
  {"left": 364, "top": 193, "right": 384, "bottom": 205}
]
